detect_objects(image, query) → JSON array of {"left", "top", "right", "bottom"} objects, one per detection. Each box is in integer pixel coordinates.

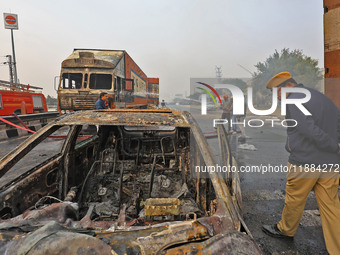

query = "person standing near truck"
[
  {"left": 261, "top": 72, "right": 340, "bottom": 255},
  {"left": 94, "top": 92, "right": 109, "bottom": 109},
  {"left": 234, "top": 100, "right": 247, "bottom": 139},
  {"left": 221, "top": 94, "right": 233, "bottom": 132}
]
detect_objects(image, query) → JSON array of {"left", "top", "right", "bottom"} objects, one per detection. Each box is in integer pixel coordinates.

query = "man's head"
[
  {"left": 266, "top": 72, "right": 297, "bottom": 100},
  {"left": 100, "top": 92, "right": 109, "bottom": 101},
  {"left": 223, "top": 94, "right": 229, "bottom": 101}
]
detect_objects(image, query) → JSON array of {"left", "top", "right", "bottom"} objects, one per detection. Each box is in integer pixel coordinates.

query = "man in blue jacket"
[
  {"left": 262, "top": 72, "right": 340, "bottom": 255},
  {"left": 94, "top": 92, "right": 109, "bottom": 109}
]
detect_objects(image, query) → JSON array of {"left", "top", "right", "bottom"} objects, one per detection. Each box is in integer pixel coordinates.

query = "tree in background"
[
  {"left": 221, "top": 78, "right": 247, "bottom": 91},
  {"left": 216, "top": 78, "right": 248, "bottom": 96},
  {"left": 251, "top": 48, "right": 323, "bottom": 106},
  {"left": 46, "top": 95, "right": 57, "bottom": 105}
]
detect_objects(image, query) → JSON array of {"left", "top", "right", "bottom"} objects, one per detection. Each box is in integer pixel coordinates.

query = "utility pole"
[
  {"left": 5, "top": 55, "right": 14, "bottom": 85},
  {"left": 215, "top": 66, "right": 222, "bottom": 82}
]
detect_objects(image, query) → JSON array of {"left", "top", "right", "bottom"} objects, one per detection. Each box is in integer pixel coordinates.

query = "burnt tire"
[
  {"left": 202, "top": 230, "right": 262, "bottom": 255},
  {"left": 5, "top": 221, "right": 113, "bottom": 255}
]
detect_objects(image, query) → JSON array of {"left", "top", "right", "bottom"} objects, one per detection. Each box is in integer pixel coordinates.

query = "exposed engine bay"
[{"left": 74, "top": 125, "right": 205, "bottom": 225}]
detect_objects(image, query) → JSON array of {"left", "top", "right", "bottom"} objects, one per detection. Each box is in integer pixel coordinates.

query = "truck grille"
[{"left": 73, "top": 98, "right": 96, "bottom": 109}]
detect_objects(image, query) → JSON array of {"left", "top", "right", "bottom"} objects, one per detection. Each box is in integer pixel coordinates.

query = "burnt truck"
[
  {"left": 57, "top": 49, "right": 159, "bottom": 113},
  {"left": 0, "top": 109, "right": 261, "bottom": 254}
]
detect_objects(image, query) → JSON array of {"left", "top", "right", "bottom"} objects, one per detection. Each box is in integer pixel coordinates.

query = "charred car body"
[{"left": 0, "top": 109, "right": 261, "bottom": 254}]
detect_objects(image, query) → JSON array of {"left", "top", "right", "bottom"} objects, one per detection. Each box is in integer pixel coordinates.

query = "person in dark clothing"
[
  {"left": 94, "top": 92, "right": 109, "bottom": 109},
  {"left": 262, "top": 72, "right": 340, "bottom": 255},
  {"left": 234, "top": 100, "right": 247, "bottom": 138},
  {"left": 221, "top": 94, "right": 232, "bottom": 132}
]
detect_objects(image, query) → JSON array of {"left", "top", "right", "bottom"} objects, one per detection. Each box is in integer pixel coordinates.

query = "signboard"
[{"left": 3, "top": 13, "right": 18, "bottom": 30}]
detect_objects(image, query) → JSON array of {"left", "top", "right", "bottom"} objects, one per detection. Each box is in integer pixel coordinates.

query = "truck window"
[
  {"left": 84, "top": 74, "right": 88, "bottom": 88},
  {"left": 0, "top": 95, "right": 2, "bottom": 109},
  {"left": 89, "top": 74, "right": 112, "bottom": 89},
  {"left": 32, "top": 96, "right": 43, "bottom": 109},
  {"left": 61, "top": 73, "right": 83, "bottom": 89}
]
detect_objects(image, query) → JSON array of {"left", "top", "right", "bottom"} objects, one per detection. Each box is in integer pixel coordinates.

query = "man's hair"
[{"left": 99, "top": 92, "right": 108, "bottom": 99}]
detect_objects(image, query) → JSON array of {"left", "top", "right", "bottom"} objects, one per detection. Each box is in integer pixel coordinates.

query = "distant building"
[{"left": 174, "top": 94, "right": 184, "bottom": 99}]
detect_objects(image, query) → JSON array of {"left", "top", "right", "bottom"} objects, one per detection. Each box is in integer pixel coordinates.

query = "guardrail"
[
  {"left": 0, "top": 112, "right": 59, "bottom": 140},
  {"left": 0, "top": 112, "right": 59, "bottom": 126}
]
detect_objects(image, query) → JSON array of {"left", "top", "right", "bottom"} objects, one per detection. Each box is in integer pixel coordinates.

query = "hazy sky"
[{"left": 0, "top": 0, "right": 324, "bottom": 99}]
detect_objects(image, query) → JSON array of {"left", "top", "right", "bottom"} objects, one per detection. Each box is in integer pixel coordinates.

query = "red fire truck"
[{"left": 0, "top": 80, "right": 47, "bottom": 116}]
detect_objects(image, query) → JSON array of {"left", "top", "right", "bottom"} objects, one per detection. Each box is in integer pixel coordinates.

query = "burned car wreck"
[{"left": 0, "top": 109, "right": 262, "bottom": 254}]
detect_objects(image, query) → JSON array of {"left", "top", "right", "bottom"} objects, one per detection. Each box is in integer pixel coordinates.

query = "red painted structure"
[
  {"left": 147, "top": 78, "right": 159, "bottom": 106},
  {"left": 0, "top": 81, "right": 47, "bottom": 116},
  {"left": 324, "top": 0, "right": 340, "bottom": 108}
]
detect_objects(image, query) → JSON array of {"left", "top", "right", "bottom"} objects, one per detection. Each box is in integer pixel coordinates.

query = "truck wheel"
[{"left": 13, "top": 109, "right": 21, "bottom": 115}]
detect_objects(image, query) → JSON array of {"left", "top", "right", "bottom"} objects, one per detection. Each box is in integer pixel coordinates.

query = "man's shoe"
[{"left": 262, "top": 224, "right": 294, "bottom": 239}]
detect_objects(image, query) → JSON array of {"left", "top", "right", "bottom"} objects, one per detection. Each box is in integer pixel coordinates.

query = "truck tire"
[{"left": 13, "top": 109, "right": 21, "bottom": 115}]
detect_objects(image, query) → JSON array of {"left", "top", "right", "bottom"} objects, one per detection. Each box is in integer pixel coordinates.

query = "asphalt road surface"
[{"left": 0, "top": 128, "right": 67, "bottom": 188}]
